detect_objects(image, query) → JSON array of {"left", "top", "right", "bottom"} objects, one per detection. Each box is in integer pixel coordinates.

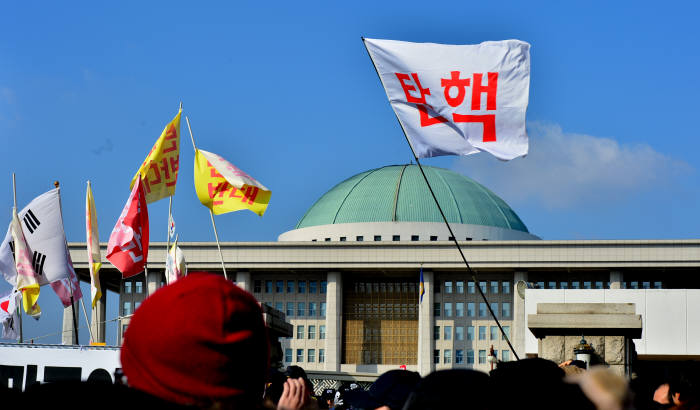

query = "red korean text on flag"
[{"left": 107, "top": 178, "right": 149, "bottom": 278}]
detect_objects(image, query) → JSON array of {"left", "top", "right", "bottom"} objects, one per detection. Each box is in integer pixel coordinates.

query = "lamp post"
[{"left": 573, "top": 337, "right": 595, "bottom": 369}]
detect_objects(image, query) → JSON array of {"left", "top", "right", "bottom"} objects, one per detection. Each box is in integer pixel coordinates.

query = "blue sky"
[{"left": 1, "top": 1, "right": 698, "bottom": 344}]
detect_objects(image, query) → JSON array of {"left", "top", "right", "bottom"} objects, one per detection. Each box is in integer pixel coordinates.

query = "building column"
[
  {"left": 147, "top": 270, "right": 161, "bottom": 297},
  {"left": 417, "top": 270, "right": 434, "bottom": 376},
  {"left": 62, "top": 299, "right": 80, "bottom": 345},
  {"left": 90, "top": 285, "right": 107, "bottom": 344},
  {"left": 325, "top": 271, "right": 342, "bottom": 372},
  {"left": 609, "top": 271, "right": 623, "bottom": 289},
  {"left": 512, "top": 271, "right": 527, "bottom": 359},
  {"left": 235, "top": 271, "right": 252, "bottom": 293}
]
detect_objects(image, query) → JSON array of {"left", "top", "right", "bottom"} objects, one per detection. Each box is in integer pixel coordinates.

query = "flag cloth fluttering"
[
  {"left": 363, "top": 38, "right": 531, "bottom": 161},
  {"left": 165, "top": 236, "right": 186, "bottom": 284},
  {"left": 10, "top": 209, "right": 41, "bottom": 318},
  {"left": 168, "top": 214, "right": 176, "bottom": 240},
  {"left": 0, "top": 289, "right": 20, "bottom": 339},
  {"left": 130, "top": 108, "right": 182, "bottom": 204},
  {"left": 107, "top": 178, "right": 149, "bottom": 278},
  {"left": 193, "top": 149, "right": 271, "bottom": 216},
  {"left": 86, "top": 182, "right": 102, "bottom": 308},
  {"left": 419, "top": 267, "right": 425, "bottom": 304}
]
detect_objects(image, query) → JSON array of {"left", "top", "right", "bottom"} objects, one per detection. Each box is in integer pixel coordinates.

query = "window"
[
  {"left": 135, "top": 281, "right": 143, "bottom": 294},
  {"left": 444, "top": 303, "right": 452, "bottom": 317},
  {"left": 502, "top": 326, "right": 511, "bottom": 340},
  {"left": 287, "top": 280, "right": 295, "bottom": 293},
  {"left": 445, "top": 281, "right": 453, "bottom": 293},
  {"left": 392, "top": 235, "right": 400, "bottom": 241},
  {"left": 134, "top": 301, "right": 141, "bottom": 310},
  {"left": 490, "top": 326, "right": 498, "bottom": 340},
  {"left": 319, "top": 325, "right": 326, "bottom": 339},
  {"left": 596, "top": 281, "right": 604, "bottom": 289},
  {"left": 630, "top": 281, "right": 639, "bottom": 289},
  {"left": 444, "top": 349, "right": 452, "bottom": 364},
  {"left": 455, "top": 326, "right": 464, "bottom": 341},
  {"left": 123, "top": 302, "right": 131, "bottom": 316},
  {"left": 491, "top": 302, "right": 499, "bottom": 318},
  {"left": 286, "top": 302, "right": 294, "bottom": 317},
  {"left": 478, "top": 326, "right": 486, "bottom": 340},
  {"left": 374, "top": 235, "right": 381, "bottom": 241},
  {"left": 265, "top": 280, "right": 273, "bottom": 293},
  {"left": 536, "top": 281, "right": 545, "bottom": 289},
  {"left": 478, "top": 350, "right": 486, "bottom": 364},
  {"left": 339, "top": 237, "right": 346, "bottom": 242},
  {"left": 297, "top": 302, "right": 305, "bottom": 317},
  {"left": 654, "top": 281, "right": 662, "bottom": 289},
  {"left": 296, "top": 349, "right": 304, "bottom": 362},
  {"left": 285, "top": 349, "right": 292, "bottom": 363},
  {"left": 502, "top": 303, "right": 511, "bottom": 318},
  {"left": 456, "top": 349, "right": 464, "bottom": 364},
  {"left": 430, "top": 235, "right": 438, "bottom": 241},
  {"left": 434, "top": 303, "right": 441, "bottom": 317},
  {"left": 319, "top": 349, "right": 325, "bottom": 363},
  {"left": 466, "top": 237, "right": 472, "bottom": 241},
  {"left": 320, "top": 302, "right": 326, "bottom": 317},
  {"left": 479, "top": 303, "right": 487, "bottom": 317},
  {"left": 467, "top": 302, "right": 475, "bottom": 317},
  {"left": 308, "top": 349, "right": 315, "bottom": 363},
  {"left": 276, "top": 280, "right": 284, "bottom": 293},
  {"left": 253, "top": 280, "right": 261, "bottom": 293},
  {"left": 456, "top": 281, "right": 464, "bottom": 293},
  {"left": 309, "top": 302, "right": 317, "bottom": 316},
  {"left": 297, "top": 325, "right": 304, "bottom": 339},
  {"left": 308, "top": 325, "right": 316, "bottom": 339},
  {"left": 320, "top": 281, "right": 327, "bottom": 293},
  {"left": 560, "top": 282, "right": 569, "bottom": 289},
  {"left": 298, "top": 281, "right": 306, "bottom": 293},
  {"left": 502, "top": 281, "right": 511, "bottom": 294},
  {"left": 479, "top": 281, "right": 487, "bottom": 293},
  {"left": 548, "top": 281, "right": 557, "bottom": 289},
  {"left": 411, "top": 235, "right": 419, "bottom": 241},
  {"left": 309, "top": 281, "right": 317, "bottom": 293},
  {"left": 448, "top": 236, "right": 454, "bottom": 241},
  {"left": 434, "top": 350, "right": 440, "bottom": 364},
  {"left": 434, "top": 326, "right": 440, "bottom": 340},
  {"left": 275, "top": 302, "right": 283, "bottom": 312},
  {"left": 468, "top": 281, "right": 475, "bottom": 294},
  {"left": 502, "top": 350, "right": 510, "bottom": 362},
  {"left": 444, "top": 326, "right": 452, "bottom": 340},
  {"left": 467, "top": 350, "right": 474, "bottom": 364},
  {"left": 124, "top": 282, "right": 132, "bottom": 294},
  {"left": 456, "top": 302, "right": 464, "bottom": 317},
  {"left": 467, "top": 326, "right": 474, "bottom": 340},
  {"left": 583, "top": 281, "right": 592, "bottom": 289},
  {"left": 490, "top": 281, "right": 499, "bottom": 294},
  {"left": 356, "top": 235, "right": 364, "bottom": 241}
]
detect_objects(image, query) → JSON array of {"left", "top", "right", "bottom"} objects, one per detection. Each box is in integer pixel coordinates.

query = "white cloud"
[{"left": 453, "top": 122, "right": 692, "bottom": 209}]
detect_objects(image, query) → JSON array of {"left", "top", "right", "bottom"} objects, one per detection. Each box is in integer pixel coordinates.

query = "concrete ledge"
[
  {"left": 537, "top": 303, "right": 635, "bottom": 315},
  {"left": 528, "top": 314, "right": 642, "bottom": 338}
]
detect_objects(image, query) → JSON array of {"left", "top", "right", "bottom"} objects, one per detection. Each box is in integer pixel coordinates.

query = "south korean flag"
[{"left": 0, "top": 189, "right": 73, "bottom": 287}]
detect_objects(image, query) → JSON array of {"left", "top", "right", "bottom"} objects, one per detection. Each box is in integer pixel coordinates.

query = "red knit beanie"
[{"left": 121, "top": 272, "right": 269, "bottom": 406}]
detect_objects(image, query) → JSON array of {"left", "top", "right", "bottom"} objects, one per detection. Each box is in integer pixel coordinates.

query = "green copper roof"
[{"left": 295, "top": 165, "right": 529, "bottom": 233}]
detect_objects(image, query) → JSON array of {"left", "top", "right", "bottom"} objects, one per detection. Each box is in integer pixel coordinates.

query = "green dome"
[{"left": 295, "top": 165, "right": 529, "bottom": 233}]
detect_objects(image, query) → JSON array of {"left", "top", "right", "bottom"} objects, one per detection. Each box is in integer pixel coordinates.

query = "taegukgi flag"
[
  {"left": 363, "top": 38, "right": 530, "bottom": 160},
  {"left": 10, "top": 208, "right": 41, "bottom": 318},
  {"left": 194, "top": 149, "right": 271, "bottom": 216},
  {"left": 0, "top": 289, "right": 21, "bottom": 339}
]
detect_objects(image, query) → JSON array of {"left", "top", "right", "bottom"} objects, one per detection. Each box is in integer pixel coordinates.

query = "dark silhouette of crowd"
[{"left": 3, "top": 272, "right": 698, "bottom": 410}]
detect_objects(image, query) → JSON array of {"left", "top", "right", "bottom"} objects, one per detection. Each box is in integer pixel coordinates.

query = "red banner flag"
[{"left": 106, "top": 178, "right": 149, "bottom": 278}]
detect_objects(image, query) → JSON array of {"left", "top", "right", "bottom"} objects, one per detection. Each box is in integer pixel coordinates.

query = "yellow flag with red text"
[
  {"left": 194, "top": 149, "right": 271, "bottom": 216},
  {"left": 130, "top": 108, "right": 181, "bottom": 203}
]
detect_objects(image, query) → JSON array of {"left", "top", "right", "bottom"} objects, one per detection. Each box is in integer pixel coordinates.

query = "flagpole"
[
  {"left": 12, "top": 173, "right": 23, "bottom": 344},
  {"left": 165, "top": 196, "right": 172, "bottom": 286},
  {"left": 185, "top": 116, "right": 229, "bottom": 281},
  {"left": 362, "top": 38, "right": 519, "bottom": 360}
]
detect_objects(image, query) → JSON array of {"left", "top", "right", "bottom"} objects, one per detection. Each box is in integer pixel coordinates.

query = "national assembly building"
[{"left": 67, "top": 164, "right": 700, "bottom": 382}]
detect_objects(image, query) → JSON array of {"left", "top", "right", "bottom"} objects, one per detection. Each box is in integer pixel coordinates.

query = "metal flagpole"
[
  {"left": 56, "top": 181, "right": 79, "bottom": 345},
  {"left": 185, "top": 116, "right": 228, "bottom": 281},
  {"left": 166, "top": 196, "right": 172, "bottom": 286},
  {"left": 12, "top": 173, "right": 23, "bottom": 344},
  {"left": 362, "top": 38, "right": 520, "bottom": 360}
]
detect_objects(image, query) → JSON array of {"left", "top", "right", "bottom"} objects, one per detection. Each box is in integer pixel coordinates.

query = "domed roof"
[{"left": 295, "top": 165, "right": 529, "bottom": 233}]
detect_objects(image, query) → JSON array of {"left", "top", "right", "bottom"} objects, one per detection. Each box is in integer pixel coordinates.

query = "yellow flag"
[
  {"left": 194, "top": 149, "right": 271, "bottom": 216},
  {"left": 86, "top": 181, "right": 102, "bottom": 308},
  {"left": 130, "top": 108, "right": 182, "bottom": 204}
]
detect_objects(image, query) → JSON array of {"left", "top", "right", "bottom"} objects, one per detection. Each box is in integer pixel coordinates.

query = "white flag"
[
  {"left": 0, "top": 289, "right": 20, "bottom": 339},
  {"left": 363, "top": 38, "right": 530, "bottom": 160},
  {"left": 165, "top": 236, "right": 186, "bottom": 284},
  {"left": 0, "top": 189, "right": 74, "bottom": 287}
]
